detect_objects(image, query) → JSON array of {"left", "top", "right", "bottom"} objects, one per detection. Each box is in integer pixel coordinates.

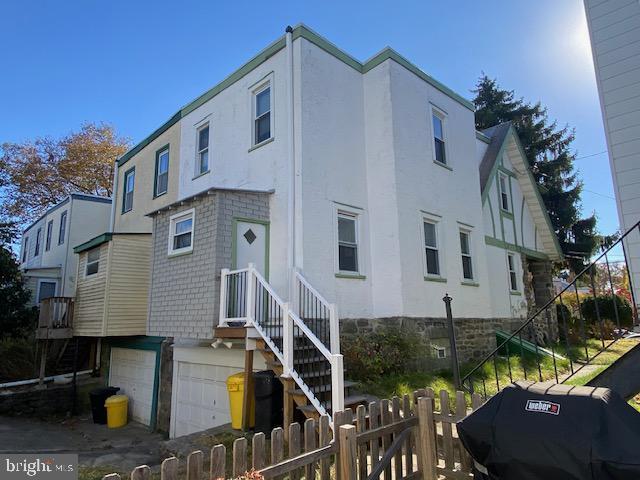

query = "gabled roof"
[
  {"left": 479, "top": 122, "right": 563, "bottom": 261},
  {"left": 22, "top": 193, "right": 112, "bottom": 234},
  {"left": 117, "top": 24, "right": 474, "bottom": 167}
]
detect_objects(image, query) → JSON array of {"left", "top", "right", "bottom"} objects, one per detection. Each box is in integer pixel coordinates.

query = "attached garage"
[
  {"left": 106, "top": 337, "right": 164, "bottom": 428},
  {"left": 170, "top": 345, "right": 266, "bottom": 438}
]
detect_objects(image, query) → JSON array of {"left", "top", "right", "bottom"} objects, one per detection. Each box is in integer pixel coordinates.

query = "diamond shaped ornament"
[{"left": 244, "top": 229, "right": 257, "bottom": 244}]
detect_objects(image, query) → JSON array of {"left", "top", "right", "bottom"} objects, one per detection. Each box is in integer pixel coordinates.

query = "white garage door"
[
  {"left": 173, "top": 361, "right": 240, "bottom": 438},
  {"left": 109, "top": 347, "right": 156, "bottom": 426}
]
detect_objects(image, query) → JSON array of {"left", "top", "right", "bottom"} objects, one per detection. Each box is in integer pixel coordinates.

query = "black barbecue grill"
[{"left": 457, "top": 381, "right": 640, "bottom": 480}]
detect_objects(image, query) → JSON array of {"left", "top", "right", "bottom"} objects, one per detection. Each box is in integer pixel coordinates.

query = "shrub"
[
  {"left": 581, "top": 294, "right": 632, "bottom": 328},
  {"left": 342, "top": 327, "right": 420, "bottom": 382}
]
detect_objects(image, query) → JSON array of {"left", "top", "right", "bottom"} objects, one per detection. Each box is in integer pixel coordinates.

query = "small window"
[
  {"left": 58, "top": 211, "right": 67, "bottom": 244},
  {"left": 86, "top": 248, "right": 100, "bottom": 276},
  {"left": 337, "top": 213, "right": 358, "bottom": 273},
  {"left": 432, "top": 111, "right": 446, "bottom": 165},
  {"left": 254, "top": 85, "right": 272, "bottom": 145},
  {"left": 507, "top": 253, "right": 518, "bottom": 291},
  {"left": 424, "top": 221, "right": 440, "bottom": 276},
  {"left": 22, "top": 237, "right": 28, "bottom": 262},
  {"left": 122, "top": 168, "right": 135, "bottom": 213},
  {"left": 432, "top": 345, "right": 447, "bottom": 359},
  {"left": 196, "top": 124, "right": 209, "bottom": 175},
  {"left": 37, "top": 281, "right": 56, "bottom": 303},
  {"left": 34, "top": 228, "right": 42, "bottom": 257},
  {"left": 459, "top": 230, "right": 474, "bottom": 280},
  {"left": 155, "top": 147, "right": 169, "bottom": 197},
  {"left": 499, "top": 174, "right": 510, "bottom": 211},
  {"left": 45, "top": 220, "right": 53, "bottom": 251},
  {"left": 169, "top": 209, "right": 195, "bottom": 256}
]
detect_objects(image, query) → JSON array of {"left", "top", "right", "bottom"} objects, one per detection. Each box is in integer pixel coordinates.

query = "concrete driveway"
[{"left": 0, "top": 414, "right": 165, "bottom": 471}]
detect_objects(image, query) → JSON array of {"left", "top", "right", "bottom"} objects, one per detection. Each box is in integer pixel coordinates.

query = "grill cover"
[{"left": 458, "top": 381, "right": 640, "bottom": 480}]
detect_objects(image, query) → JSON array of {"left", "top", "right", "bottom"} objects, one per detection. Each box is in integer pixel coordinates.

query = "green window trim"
[
  {"left": 153, "top": 144, "right": 170, "bottom": 198},
  {"left": 122, "top": 167, "right": 135, "bottom": 214},
  {"left": 461, "top": 280, "right": 480, "bottom": 287},
  {"left": 424, "top": 276, "right": 447, "bottom": 283},
  {"left": 335, "top": 273, "right": 366, "bottom": 280}
]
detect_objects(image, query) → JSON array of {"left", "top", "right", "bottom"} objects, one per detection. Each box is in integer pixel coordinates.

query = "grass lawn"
[{"left": 356, "top": 338, "right": 640, "bottom": 411}]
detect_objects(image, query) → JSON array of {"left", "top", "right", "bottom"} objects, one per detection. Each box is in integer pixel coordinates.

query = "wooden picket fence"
[{"left": 103, "top": 388, "right": 483, "bottom": 480}]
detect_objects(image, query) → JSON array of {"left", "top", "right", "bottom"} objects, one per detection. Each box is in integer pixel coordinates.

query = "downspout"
[
  {"left": 286, "top": 25, "right": 296, "bottom": 300},
  {"left": 109, "top": 159, "right": 119, "bottom": 232}
]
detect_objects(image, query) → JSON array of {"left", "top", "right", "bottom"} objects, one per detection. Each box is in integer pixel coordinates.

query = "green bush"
[
  {"left": 581, "top": 294, "right": 632, "bottom": 327},
  {"left": 341, "top": 327, "right": 420, "bottom": 382},
  {"left": 0, "top": 337, "right": 37, "bottom": 382}
]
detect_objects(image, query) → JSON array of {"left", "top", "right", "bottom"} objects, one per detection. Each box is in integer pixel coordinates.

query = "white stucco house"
[
  {"left": 19, "top": 193, "right": 112, "bottom": 306},
  {"left": 70, "top": 24, "right": 562, "bottom": 436},
  {"left": 583, "top": 0, "right": 640, "bottom": 308}
]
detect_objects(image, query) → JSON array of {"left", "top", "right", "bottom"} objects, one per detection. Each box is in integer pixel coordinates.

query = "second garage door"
[{"left": 109, "top": 347, "right": 156, "bottom": 426}]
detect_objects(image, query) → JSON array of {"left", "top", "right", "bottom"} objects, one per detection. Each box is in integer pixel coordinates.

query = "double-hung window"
[
  {"left": 155, "top": 146, "right": 169, "bottom": 197},
  {"left": 45, "top": 220, "right": 53, "bottom": 251},
  {"left": 34, "top": 227, "right": 42, "bottom": 257},
  {"left": 86, "top": 248, "right": 100, "bottom": 276},
  {"left": 337, "top": 213, "right": 359, "bottom": 273},
  {"left": 123, "top": 168, "right": 135, "bottom": 213},
  {"left": 168, "top": 209, "right": 195, "bottom": 256},
  {"left": 196, "top": 125, "right": 209, "bottom": 175},
  {"left": 499, "top": 173, "right": 510, "bottom": 211},
  {"left": 432, "top": 109, "right": 447, "bottom": 165},
  {"left": 22, "top": 238, "right": 28, "bottom": 263},
  {"left": 424, "top": 221, "right": 441, "bottom": 276},
  {"left": 253, "top": 84, "right": 272, "bottom": 145},
  {"left": 58, "top": 211, "right": 67, "bottom": 244},
  {"left": 459, "top": 230, "right": 474, "bottom": 280},
  {"left": 507, "top": 253, "right": 518, "bottom": 291}
]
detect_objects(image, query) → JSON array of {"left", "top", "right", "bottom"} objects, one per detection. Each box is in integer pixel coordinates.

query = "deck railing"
[
  {"left": 38, "top": 296, "right": 74, "bottom": 330},
  {"left": 220, "top": 265, "right": 345, "bottom": 420}
]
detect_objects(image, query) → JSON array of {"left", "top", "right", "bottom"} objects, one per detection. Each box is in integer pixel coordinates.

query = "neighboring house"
[
  {"left": 19, "top": 194, "right": 112, "bottom": 306},
  {"left": 583, "top": 0, "right": 640, "bottom": 308},
  {"left": 71, "top": 25, "right": 562, "bottom": 437}
]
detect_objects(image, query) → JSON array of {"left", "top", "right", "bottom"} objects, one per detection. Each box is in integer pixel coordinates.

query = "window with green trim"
[
  {"left": 424, "top": 220, "right": 441, "bottom": 276},
  {"left": 123, "top": 168, "right": 135, "bottom": 213},
  {"left": 155, "top": 147, "right": 169, "bottom": 197},
  {"left": 507, "top": 253, "right": 518, "bottom": 291},
  {"left": 459, "top": 230, "right": 474, "bottom": 280},
  {"left": 196, "top": 125, "right": 209, "bottom": 175},
  {"left": 499, "top": 173, "right": 511, "bottom": 211}
]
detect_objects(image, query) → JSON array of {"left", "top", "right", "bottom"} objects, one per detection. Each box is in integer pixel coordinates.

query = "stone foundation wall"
[{"left": 340, "top": 316, "right": 523, "bottom": 370}]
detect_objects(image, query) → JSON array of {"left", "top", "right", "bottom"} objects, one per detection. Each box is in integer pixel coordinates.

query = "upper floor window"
[
  {"left": 122, "top": 168, "right": 135, "bottom": 213},
  {"left": 507, "top": 253, "right": 518, "bottom": 291},
  {"left": 499, "top": 173, "right": 510, "bottom": 211},
  {"left": 196, "top": 124, "right": 209, "bottom": 175},
  {"left": 424, "top": 220, "right": 441, "bottom": 276},
  {"left": 37, "top": 281, "right": 56, "bottom": 303},
  {"left": 22, "top": 237, "right": 28, "bottom": 262},
  {"left": 337, "top": 212, "right": 359, "bottom": 273},
  {"left": 58, "top": 211, "right": 67, "bottom": 245},
  {"left": 86, "top": 248, "right": 100, "bottom": 276},
  {"left": 168, "top": 209, "right": 195, "bottom": 256},
  {"left": 459, "top": 230, "right": 474, "bottom": 280},
  {"left": 432, "top": 108, "right": 447, "bottom": 165},
  {"left": 253, "top": 84, "right": 272, "bottom": 145},
  {"left": 34, "top": 227, "right": 42, "bottom": 257},
  {"left": 45, "top": 220, "right": 53, "bottom": 251},
  {"left": 155, "top": 146, "right": 169, "bottom": 197}
]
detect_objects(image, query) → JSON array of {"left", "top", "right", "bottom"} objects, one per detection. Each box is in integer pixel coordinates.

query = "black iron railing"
[{"left": 461, "top": 221, "right": 640, "bottom": 397}]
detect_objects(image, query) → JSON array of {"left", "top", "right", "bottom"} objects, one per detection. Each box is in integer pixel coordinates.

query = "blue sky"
[{"left": 0, "top": 1, "right": 619, "bottom": 246}]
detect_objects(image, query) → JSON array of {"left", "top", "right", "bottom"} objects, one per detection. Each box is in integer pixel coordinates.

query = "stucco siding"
[
  {"left": 104, "top": 235, "right": 151, "bottom": 336},
  {"left": 115, "top": 121, "right": 181, "bottom": 233},
  {"left": 73, "top": 243, "right": 109, "bottom": 336}
]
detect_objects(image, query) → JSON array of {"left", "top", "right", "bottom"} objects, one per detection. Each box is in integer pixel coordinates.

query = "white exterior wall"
[{"left": 584, "top": 0, "right": 640, "bottom": 305}]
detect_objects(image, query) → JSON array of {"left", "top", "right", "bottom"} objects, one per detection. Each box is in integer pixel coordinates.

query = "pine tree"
[{"left": 473, "top": 75, "right": 599, "bottom": 271}]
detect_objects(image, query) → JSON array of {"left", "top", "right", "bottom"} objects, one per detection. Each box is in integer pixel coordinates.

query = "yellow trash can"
[
  {"left": 105, "top": 394, "right": 128, "bottom": 428},
  {"left": 227, "top": 372, "right": 255, "bottom": 429}
]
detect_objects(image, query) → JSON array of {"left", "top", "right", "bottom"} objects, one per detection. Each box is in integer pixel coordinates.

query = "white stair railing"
[{"left": 219, "top": 264, "right": 345, "bottom": 420}]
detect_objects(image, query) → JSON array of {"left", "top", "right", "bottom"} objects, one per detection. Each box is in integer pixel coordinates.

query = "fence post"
[
  {"left": 282, "top": 302, "right": 293, "bottom": 376},
  {"left": 219, "top": 268, "right": 229, "bottom": 326},
  {"left": 331, "top": 354, "right": 345, "bottom": 413},
  {"left": 246, "top": 263, "right": 256, "bottom": 325},
  {"left": 329, "top": 303, "right": 340, "bottom": 354},
  {"left": 339, "top": 424, "right": 357, "bottom": 480},
  {"left": 417, "top": 397, "right": 437, "bottom": 480},
  {"left": 443, "top": 294, "right": 461, "bottom": 390}
]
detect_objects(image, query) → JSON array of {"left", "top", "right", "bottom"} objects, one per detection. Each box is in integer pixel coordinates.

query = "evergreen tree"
[{"left": 473, "top": 75, "right": 600, "bottom": 271}]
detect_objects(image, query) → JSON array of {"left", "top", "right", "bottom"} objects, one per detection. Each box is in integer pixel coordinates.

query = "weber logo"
[{"left": 525, "top": 399, "right": 560, "bottom": 415}]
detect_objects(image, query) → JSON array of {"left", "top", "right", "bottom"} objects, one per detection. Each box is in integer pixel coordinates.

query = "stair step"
[
  {"left": 297, "top": 394, "right": 368, "bottom": 414},
  {"left": 266, "top": 355, "right": 328, "bottom": 367},
  {"left": 288, "top": 380, "right": 357, "bottom": 397}
]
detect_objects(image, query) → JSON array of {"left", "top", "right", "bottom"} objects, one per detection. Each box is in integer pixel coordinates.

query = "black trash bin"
[
  {"left": 253, "top": 370, "right": 283, "bottom": 434},
  {"left": 89, "top": 387, "right": 119, "bottom": 424}
]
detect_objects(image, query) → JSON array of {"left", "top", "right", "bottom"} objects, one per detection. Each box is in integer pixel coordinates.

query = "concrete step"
[{"left": 586, "top": 341, "right": 640, "bottom": 400}]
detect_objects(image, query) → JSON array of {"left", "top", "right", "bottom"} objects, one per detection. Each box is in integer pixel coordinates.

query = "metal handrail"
[{"left": 461, "top": 220, "right": 640, "bottom": 392}]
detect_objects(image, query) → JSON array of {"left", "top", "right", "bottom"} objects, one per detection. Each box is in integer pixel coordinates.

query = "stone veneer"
[{"left": 148, "top": 190, "right": 270, "bottom": 339}]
